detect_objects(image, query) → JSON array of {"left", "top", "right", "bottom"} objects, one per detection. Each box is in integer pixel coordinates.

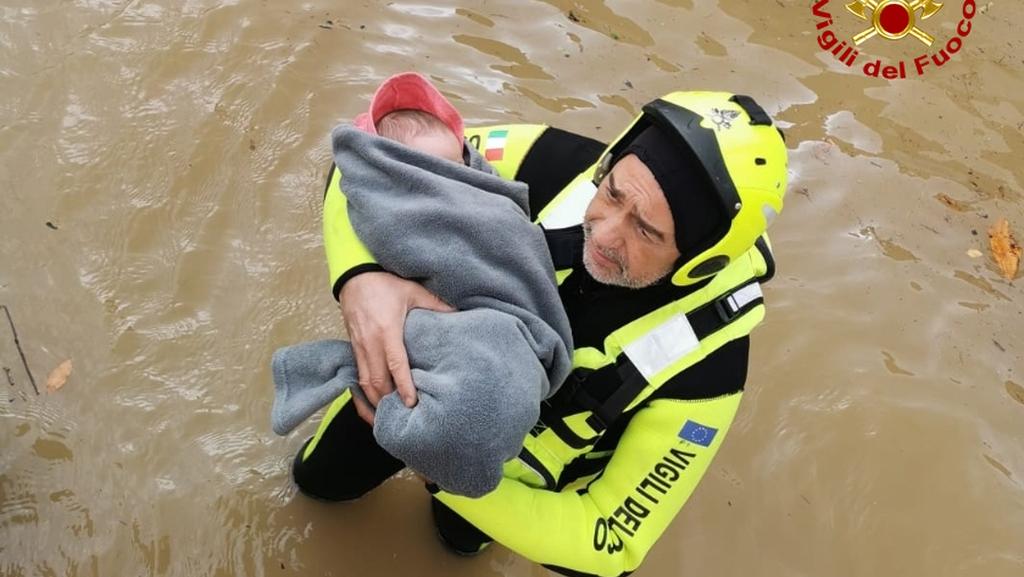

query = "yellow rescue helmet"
[{"left": 592, "top": 92, "right": 788, "bottom": 286}]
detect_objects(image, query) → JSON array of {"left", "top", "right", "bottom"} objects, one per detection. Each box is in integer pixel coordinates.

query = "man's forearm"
[{"left": 433, "top": 392, "right": 744, "bottom": 577}]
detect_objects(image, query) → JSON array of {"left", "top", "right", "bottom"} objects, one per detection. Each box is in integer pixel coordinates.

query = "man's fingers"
[
  {"left": 352, "top": 394, "right": 376, "bottom": 427},
  {"left": 350, "top": 340, "right": 375, "bottom": 405},
  {"left": 354, "top": 340, "right": 391, "bottom": 407},
  {"left": 412, "top": 290, "right": 456, "bottom": 313},
  {"left": 385, "top": 338, "right": 417, "bottom": 408}
]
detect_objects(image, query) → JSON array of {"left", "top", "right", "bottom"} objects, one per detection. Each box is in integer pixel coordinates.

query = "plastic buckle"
[
  {"left": 585, "top": 412, "right": 607, "bottom": 433},
  {"left": 714, "top": 295, "right": 741, "bottom": 323}
]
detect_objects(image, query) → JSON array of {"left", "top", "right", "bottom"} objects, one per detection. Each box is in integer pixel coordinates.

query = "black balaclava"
[{"left": 611, "top": 125, "right": 726, "bottom": 256}]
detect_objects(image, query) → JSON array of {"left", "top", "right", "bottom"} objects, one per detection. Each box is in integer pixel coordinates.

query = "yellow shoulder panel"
[{"left": 464, "top": 124, "right": 547, "bottom": 181}]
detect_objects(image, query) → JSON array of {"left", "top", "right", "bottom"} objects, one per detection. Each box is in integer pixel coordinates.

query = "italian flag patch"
[{"left": 484, "top": 129, "right": 508, "bottom": 161}]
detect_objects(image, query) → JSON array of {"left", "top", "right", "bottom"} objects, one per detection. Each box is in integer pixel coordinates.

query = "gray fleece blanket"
[{"left": 271, "top": 124, "right": 573, "bottom": 497}]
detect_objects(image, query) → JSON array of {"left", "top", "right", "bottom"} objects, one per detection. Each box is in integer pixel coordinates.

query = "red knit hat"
[{"left": 353, "top": 72, "right": 464, "bottom": 148}]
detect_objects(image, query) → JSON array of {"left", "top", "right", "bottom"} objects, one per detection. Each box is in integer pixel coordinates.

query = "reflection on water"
[{"left": 1, "top": 0, "right": 1022, "bottom": 576}]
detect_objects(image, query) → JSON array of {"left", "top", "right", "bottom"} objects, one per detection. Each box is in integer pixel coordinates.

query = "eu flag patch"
[{"left": 678, "top": 420, "right": 718, "bottom": 447}]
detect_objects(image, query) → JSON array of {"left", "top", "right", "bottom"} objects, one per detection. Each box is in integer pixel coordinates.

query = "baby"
[{"left": 272, "top": 73, "right": 573, "bottom": 497}]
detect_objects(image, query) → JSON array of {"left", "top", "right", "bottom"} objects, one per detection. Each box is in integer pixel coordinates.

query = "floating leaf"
[
  {"left": 988, "top": 218, "right": 1022, "bottom": 281},
  {"left": 46, "top": 359, "right": 72, "bottom": 393}
]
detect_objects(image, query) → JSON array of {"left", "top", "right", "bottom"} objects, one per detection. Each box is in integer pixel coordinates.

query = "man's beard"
[{"left": 581, "top": 222, "right": 672, "bottom": 289}]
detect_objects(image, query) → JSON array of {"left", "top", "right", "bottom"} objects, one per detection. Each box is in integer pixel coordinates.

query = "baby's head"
[{"left": 377, "top": 109, "right": 464, "bottom": 165}]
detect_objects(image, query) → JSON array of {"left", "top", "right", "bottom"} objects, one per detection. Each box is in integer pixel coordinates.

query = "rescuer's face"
[{"left": 583, "top": 154, "right": 680, "bottom": 288}]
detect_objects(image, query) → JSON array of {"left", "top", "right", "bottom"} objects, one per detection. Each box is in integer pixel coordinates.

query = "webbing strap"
[
  {"left": 547, "top": 417, "right": 599, "bottom": 449},
  {"left": 552, "top": 280, "right": 764, "bottom": 439},
  {"left": 623, "top": 281, "right": 762, "bottom": 382},
  {"left": 729, "top": 94, "right": 773, "bottom": 127},
  {"left": 516, "top": 446, "right": 557, "bottom": 490},
  {"left": 585, "top": 359, "right": 647, "bottom": 431},
  {"left": 754, "top": 236, "right": 776, "bottom": 282}
]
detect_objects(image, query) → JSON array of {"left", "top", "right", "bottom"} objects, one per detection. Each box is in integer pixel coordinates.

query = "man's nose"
[{"left": 591, "top": 213, "right": 625, "bottom": 250}]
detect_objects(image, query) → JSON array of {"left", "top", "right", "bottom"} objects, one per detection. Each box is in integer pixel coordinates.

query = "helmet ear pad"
[{"left": 688, "top": 255, "right": 730, "bottom": 278}]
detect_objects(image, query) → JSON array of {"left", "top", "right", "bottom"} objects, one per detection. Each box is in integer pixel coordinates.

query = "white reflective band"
[
  {"left": 623, "top": 313, "right": 700, "bottom": 381},
  {"left": 725, "top": 283, "right": 762, "bottom": 314},
  {"left": 540, "top": 179, "right": 596, "bottom": 229}
]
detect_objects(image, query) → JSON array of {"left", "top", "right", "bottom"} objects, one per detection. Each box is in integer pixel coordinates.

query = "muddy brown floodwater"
[{"left": 1, "top": 0, "right": 1022, "bottom": 575}]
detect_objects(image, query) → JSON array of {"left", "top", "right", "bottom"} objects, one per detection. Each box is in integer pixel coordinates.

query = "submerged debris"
[
  {"left": 1, "top": 305, "right": 37, "bottom": 395},
  {"left": 936, "top": 193, "right": 970, "bottom": 212},
  {"left": 46, "top": 359, "right": 72, "bottom": 393},
  {"left": 988, "top": 218, "right": 1021, "bottom": 281}
]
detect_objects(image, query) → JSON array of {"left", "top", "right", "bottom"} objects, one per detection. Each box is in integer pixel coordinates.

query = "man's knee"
[
  {"left": 291, "top": 437, "right": 379, "bottom": 501},
  {"left": 291, "top": 396, "right": 404, "bottom": 502},
  {"left": 431, "top": 497, "right": 492, "bottom": 556}
]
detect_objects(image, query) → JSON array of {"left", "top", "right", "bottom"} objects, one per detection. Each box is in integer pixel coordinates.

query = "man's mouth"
[{"left": 590, "top": 244, "right": 619, "bottom": 271}]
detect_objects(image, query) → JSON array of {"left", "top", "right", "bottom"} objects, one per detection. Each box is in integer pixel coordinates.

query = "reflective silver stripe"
[
  {"left": 539, "top": 179, "right": 596, "bottom": 229},
  {"left": 725, "top": 283, "right": 762, "bottom": 315},
  {"left": 623, "top": 282, "right": 762, "bottom": 381},
  {"left": 516, "top": 456, "right": 554, "bottom": 489},
  {"left": 622, "top": 313, "right": 700, "bottom": 381}
]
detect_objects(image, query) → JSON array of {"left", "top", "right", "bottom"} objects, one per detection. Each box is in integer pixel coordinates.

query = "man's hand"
[{"left": 339, "top": 271, "right": 455, "bottom": 425}]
